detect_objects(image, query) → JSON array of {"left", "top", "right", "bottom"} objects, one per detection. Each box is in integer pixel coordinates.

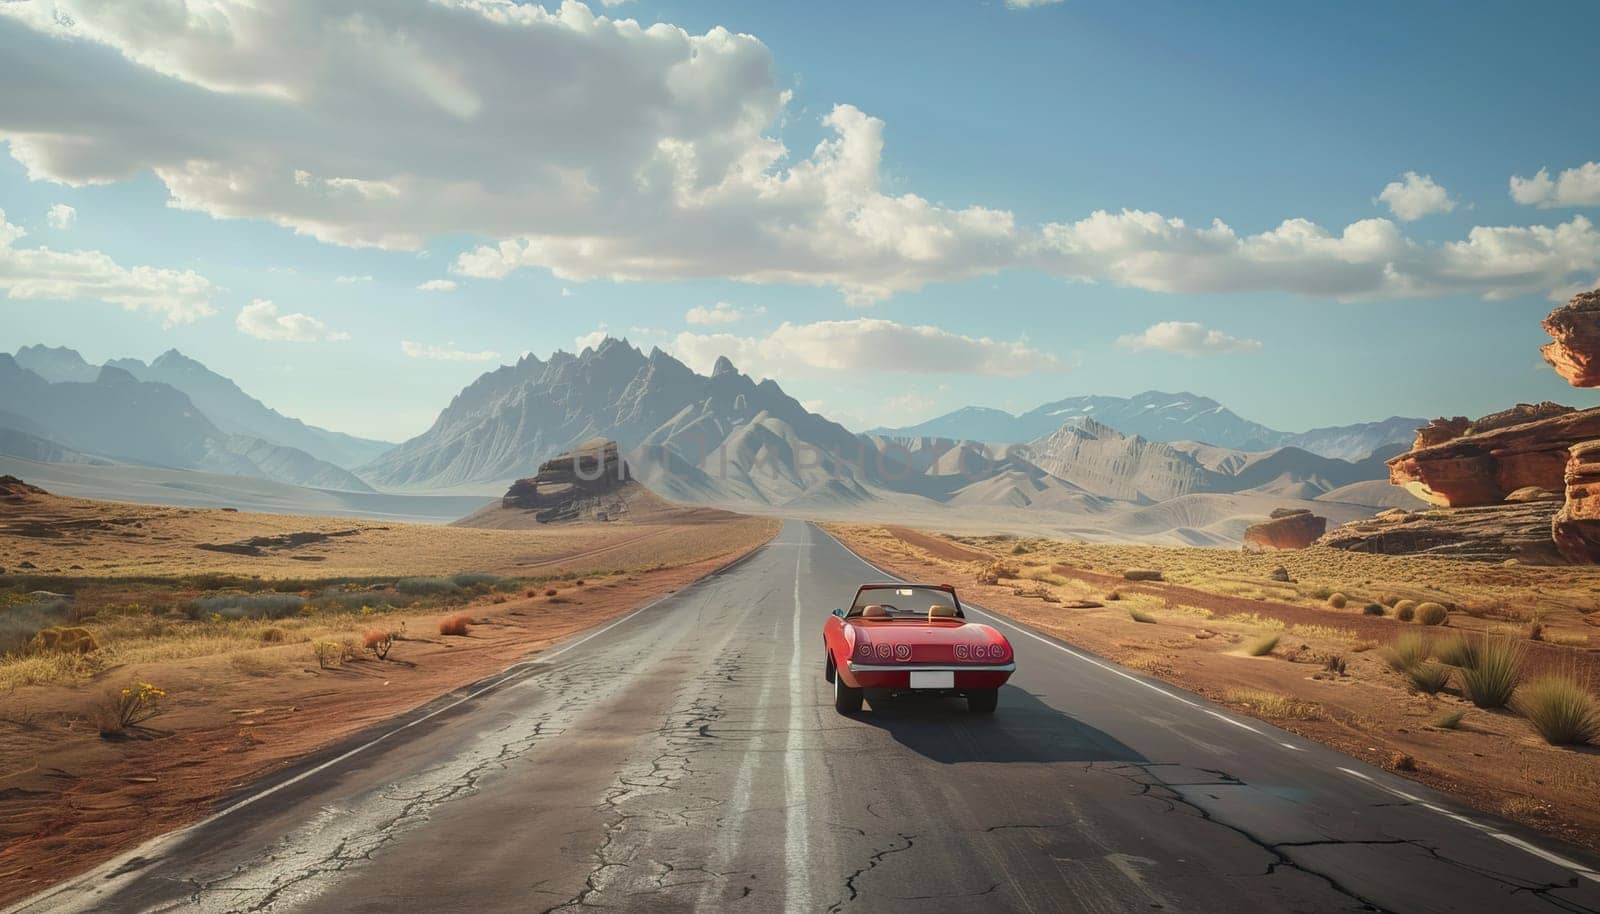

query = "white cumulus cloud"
[
  {"left": 0, "top": 2, "right": 1596, "bottom": 305},
  {"left": 669, "top": 318, "right": 1061, "bottom": 379},
  {"left": 1116, "top": 321, "right": 1262, "bottom": 355},
  {"left": 1376, "top": 172, "right": 1455, "bottom": 221},
  {"left": 416, "top": 279, "right": 457, "bottom": 292},
  {"left": 45, "top": 203, "right": 75, "bottom": 229},
  {"left": 575, "top": 324, "right": 611, "bottom": 351},
  {"left": 1006, "top": 0, "right": 1066, "bottom": 7},
  {"left": 236, "top": 299, "right": 349, "bottom": 342},
  {"left": 335, "top": 274, "right": 373, "bottom": 284},
  {"left": 1511, "top": 162, "right": 1600, "bottom": 208},
  {"left": 400, "top": 340, "right": 501, "bottom": 362},
  {"left": 0, "top": 208, "right": 214, "bottom": 324}
]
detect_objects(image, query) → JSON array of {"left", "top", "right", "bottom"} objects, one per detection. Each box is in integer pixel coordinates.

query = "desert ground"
[
  {"left": 827, "top": 523, "right": 1600, "bottom": 851},
  {"left": 0, "top": 483, "right": 778, "bottom": 906}
]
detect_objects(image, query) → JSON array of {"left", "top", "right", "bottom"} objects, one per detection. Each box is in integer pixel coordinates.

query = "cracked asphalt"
[{"left": 11, "top": 520, "right": 1600, "bottom": 913}]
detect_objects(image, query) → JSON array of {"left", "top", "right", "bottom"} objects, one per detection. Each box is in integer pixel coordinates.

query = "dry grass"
[
  {"left": 1460, "top": 638, "right": 1525, "bottom": 709},
  {"left": 1383, "top": 633, "right": 1432, "bottom": 672},
  {"left": 438, "top": 613, "right": 473, "bottom": 637},
  {"left": 1516, "top": 675, "right": 1600, "bottom": 746},
  {"left": 1402, "top": 661, "right": 1453, "bottom": 695},
  {"left": 1431, "top": 708, "right": 1467, "bottom": 730},
  {"left": 1128, "top": 607, "right": 1157, "bottom": 624},
  {"left": 1223, "top": 688, "right": 1322, "bottom": 721}
]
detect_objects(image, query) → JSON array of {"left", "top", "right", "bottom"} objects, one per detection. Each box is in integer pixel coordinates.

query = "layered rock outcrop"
[
  {"left": 1554, "top": 439, "right": 1600, "bottom": 562},
  {"left": 1316, "top": 501, "right": 1567, "bottom": 564},
  {"left": 1386, "top": 404, "right": 1600, "bottom": 507},
  {"left": 1243, "top": 508, "right": 1326, "bottom": 550},
  {"left": 1542, "top": 289, "right": 1600, "bottom": 388},
  {"left": 500, "top": 439, "right": 632, "bottom": 522}
]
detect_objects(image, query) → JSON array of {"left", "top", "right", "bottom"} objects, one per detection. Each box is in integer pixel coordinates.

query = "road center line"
[{"left": 784, "top": 542, "right": 814, "bottom": 911}]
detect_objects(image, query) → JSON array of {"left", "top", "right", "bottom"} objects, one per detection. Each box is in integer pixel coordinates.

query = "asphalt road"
[{"left": 12, "top": 520, "right": 1600, "bottom": 914}]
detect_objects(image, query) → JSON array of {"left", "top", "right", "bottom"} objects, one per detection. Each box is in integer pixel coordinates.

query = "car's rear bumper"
[{"left": 845, "top": 662, "right": 1014, "bottom": 690}]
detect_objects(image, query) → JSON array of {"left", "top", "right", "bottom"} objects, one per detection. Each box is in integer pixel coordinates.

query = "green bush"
[
  {"left": 1459, "top": 638, "right": 1524, "bottom": 709},
  {"left": 314, "top": 588, "right": 417, "bottom": 613},
  {"left": 1383, "top": 633, "right": 1431, "bottom": 672},
  {"left": 1403, "top": 661, "right": 1452, "bottom": 694},
  {"left": 1417, "top": 602, "right": 1448, "bottom": 626},
  {"left": 1434, "top": 636, "right": 1478, "bottom": 668},
  {"left": 396, "top": 577, "right": 462, "bottom": 596},
  {"left": 1515, "top": 675, "right": 1600, "bottom": 746},
  {"left": 188, "top": 593, "right": 305, "bottom": 621}
]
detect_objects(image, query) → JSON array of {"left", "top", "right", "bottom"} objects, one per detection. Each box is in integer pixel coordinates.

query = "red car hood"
[{"left": 845, "top": 619, "right": 1013, "bottom": 665}]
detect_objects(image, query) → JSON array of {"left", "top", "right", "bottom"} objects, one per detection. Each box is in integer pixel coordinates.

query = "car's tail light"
[
  {"left": 856, "top": 641, "right": 873, "bottom": 660},
  {"left": 875, "top": 642, "right": 893, "bottom": 660},
  {"left": 953, "top": 643, "right": 970, "bottom": 661},
  {"left": 894, "top": 643, "right": 912, "bottom": 661}
]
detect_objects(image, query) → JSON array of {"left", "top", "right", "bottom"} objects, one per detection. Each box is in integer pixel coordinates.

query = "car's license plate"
[{"left": 910, "top": 670, "right": 954, "bottom": 689}]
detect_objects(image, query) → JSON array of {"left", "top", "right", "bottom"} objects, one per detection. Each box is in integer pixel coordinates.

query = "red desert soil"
[
  {"left": 0, "top": 490, "right": 778, "bottom": 907},
  {"left": 832, "top": 523, "right": 1600, "bottom": 854}
]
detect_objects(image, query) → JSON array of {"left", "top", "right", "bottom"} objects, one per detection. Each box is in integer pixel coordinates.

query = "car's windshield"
[{"left": 850, "top": 586, "right": 961, "bottom": 620}]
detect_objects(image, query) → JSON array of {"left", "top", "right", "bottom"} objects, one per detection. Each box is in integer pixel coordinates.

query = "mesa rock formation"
[
  {"left": 1243, "top": 508, "right": 1326, "bottom": 550},
  {"left": 1323, "top": 285, "right": 1600, "bottom": 563},
  {"left": 498, "top": 439, "right": 632, "bottom": 523},
  {"left": 1542, "top": 289, "right": 1600, "bottom": 388}
]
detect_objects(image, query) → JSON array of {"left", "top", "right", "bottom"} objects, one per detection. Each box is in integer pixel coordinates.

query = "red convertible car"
[{"left": 823, "top": 583, "right": 1015, "bottom": 714}]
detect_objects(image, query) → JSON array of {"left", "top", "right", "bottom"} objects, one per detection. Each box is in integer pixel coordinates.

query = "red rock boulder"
[
  {"left": 1387, "top": 405, "right": 1600, "bottom": 506},
  {"left": 1553, "top": 439, "right": 1600, "bottom": 562},
  {"left": 1244, "top": 508, "right": 1327, "bottom": 550},
  {"left": 1543, "top": 288, "right": 1600, "bottom": 388}
]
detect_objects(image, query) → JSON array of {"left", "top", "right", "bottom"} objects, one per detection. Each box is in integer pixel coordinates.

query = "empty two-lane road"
[{"left": 12, "top": 521, "right": 1600, "bottom": 913}]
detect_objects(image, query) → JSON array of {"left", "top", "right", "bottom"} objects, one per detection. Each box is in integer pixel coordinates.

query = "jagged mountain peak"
[{"left": 712, "top": 354, "right": 738, "bottom": 378}]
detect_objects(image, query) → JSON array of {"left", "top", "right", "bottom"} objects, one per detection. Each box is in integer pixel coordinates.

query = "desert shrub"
[
  {"left": 1327, "top": 592, "right": 1348, "bottom": 609},
  {"left": 189, "top": 593, "right": 305, "bottom": 621},
  {"left": 1396, "top": 603, "right": 1416, "bottom": 622},
  {"left": 1010, "top": 543, "right": 1030, "bottom": 555},
  {"left": 1403, "top": 661, "right": 1452, "bottom": 694},
  {"left": 574, "top": 579, "right": 586, "bottom": 586},
  {"left": 1103, "top": 590, "right": 1122, "bottom": 601},
  {"left": 1434, "top": 636, "right": 1477, "bottom": 668},
  {"left": 1362, "top": 603, "right": 1385, "bottom": 616},
  {"left": 1324, "top": 654, "right": 1347, "bottom": 675},
  {"left": 32, "top": 626, "right": 99, "bottom": 655},
  {"left": 397, "top": 577, "right": 462, "bottom": 596},
  {"left": 260, "top": 627, "right": 288, "bottom": 644},
  {"left": 1306, "top": 585, "right": 1333, "bottom": 600},
  {"left": 544, "top": 588, "right": 559, "bottom": 597},
  {"left": 1417, "top": 602, "right": 1448, "bottom": 626},
  {"left": 312, "top": 640, "right": 341, "bottom": 669},
  {"left": 1383, "top": 633, "right": 1431, "bottom": 671},
  {"left": 1350, "top": 640, "right": 1378, "bottom": 653},
  {"left": 1460, "top": 638, "right": 1524, "bottom": 709},
  {"left": 1123, "top": 569, "right": 1162, "bottom": 582},
  {"left": 1430, "top": 708, "right": 1466, "bottom": 730},
  {"left": 1244, "top": 633, "right": 1280, "bottom": 657},
  {"left": 315, "top": 588, "right": 417, "bottom": 613},
  {"left": 1515, "top": 675, "right": 1600, "bottom": 746},
  {"left": 1224, "top": 689, "right": 1322, "bottom": 720},
  {"left": 1128, "top": 608, "right": 1156, "bottom": 624},
  {"left": 1545, "top": 632, "right": 1591, "bottom": 648},
  {"left": 1378, "top": 592, "right": 1403, "bottom": 607},
  {"left": 0, "top": 599, "right": 72, "bottom": 656},
  {"left": 93, "top": 681, "right": 166, "bottom": 735},
  {"left": 364, "top": 629, "right": 396, "bottom": 660},
  {"left": 448, "top": 572, "right": 504, "bottom": 589},
  {"left": 439, "top": 613, "right": 473, "bottom": 636}
]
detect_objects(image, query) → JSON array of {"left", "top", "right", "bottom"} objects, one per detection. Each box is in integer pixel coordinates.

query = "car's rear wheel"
[
  {"left": 834, "top": 671, "right": 863, "bottom": 713},
  {"left": 824, "top": 653, "right": 836, "bottom": 684},
  {"left": 966, "top": 688, "right": 998, "bottom": 714}
]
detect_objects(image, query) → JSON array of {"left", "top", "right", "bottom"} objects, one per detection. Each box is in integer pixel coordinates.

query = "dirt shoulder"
[
  {"left": 0, "top": 515, "right": 778, "bottom": 907},
  {"left": 827, "top": 523, "right": 1600, "bottom": 854}
]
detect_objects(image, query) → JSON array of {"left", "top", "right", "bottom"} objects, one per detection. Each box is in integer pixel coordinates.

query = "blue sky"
[{"left": 1, "top": 0, "right": 1598, "bottom": 441}]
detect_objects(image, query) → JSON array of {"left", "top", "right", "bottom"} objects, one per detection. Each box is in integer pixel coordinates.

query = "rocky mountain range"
[
  {"left": 1, "top": 337, "right": 1421, "bottom": 543},
  {"left": 15, "top": 345, "right": 391, "bottom": 469},
  {"left": 0, "top": 352, "right": 374, "bottom": 493},
  {"left": 871, "top": 390, "right": 1421, "bottom": 460}
]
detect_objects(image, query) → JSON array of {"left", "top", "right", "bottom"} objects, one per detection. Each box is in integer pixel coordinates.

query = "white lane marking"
[
  {"left": 784, "top": 544, "right": 814, "bottom": 911},
  {"left": 819, "top": 525, "right": 1600, "bottom": 885},
  {"left": 3, "top": 574, "right": 715, "bottom": 914},
  {"left": 1335, "top": 767, "right": 1600, "bottom": 882}
]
